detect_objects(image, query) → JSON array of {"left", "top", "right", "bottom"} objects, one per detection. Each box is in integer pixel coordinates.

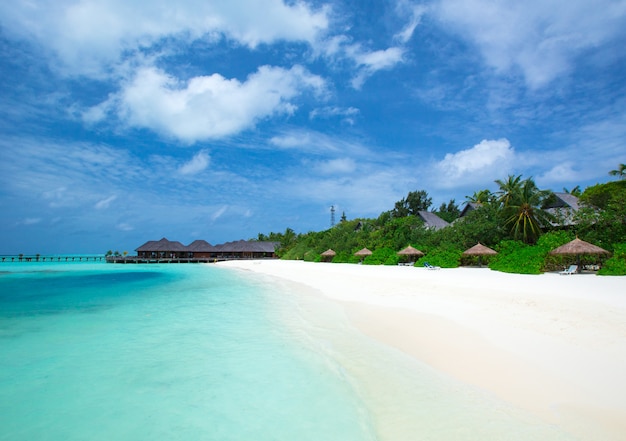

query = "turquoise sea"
[
  {"left": 1, "top": 262, "right": 577, "bottom": 440},
  {"left": 1, "top": 262, "right": 375, "bottom": 441}
]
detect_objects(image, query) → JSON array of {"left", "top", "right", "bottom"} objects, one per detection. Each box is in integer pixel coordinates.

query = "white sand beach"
[{"left": 218, "top": 260, "right": 626, "bottom": 441}]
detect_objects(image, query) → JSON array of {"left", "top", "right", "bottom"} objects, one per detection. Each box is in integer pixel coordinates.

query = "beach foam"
[{"left": 218, "top": 260, "right": 626, "bottom": 441}]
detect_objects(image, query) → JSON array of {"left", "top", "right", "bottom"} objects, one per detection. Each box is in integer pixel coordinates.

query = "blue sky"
[{"left": 1, "top": 0, "right": 625, "bottom": 254}]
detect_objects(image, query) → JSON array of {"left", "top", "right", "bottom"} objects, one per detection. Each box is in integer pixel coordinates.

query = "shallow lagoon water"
[
  {"left": 0, "top": 262, "right": 374, "bottom": 441},
  {"left": 0, "top": 261, "right": 577, "bottom": 441}
]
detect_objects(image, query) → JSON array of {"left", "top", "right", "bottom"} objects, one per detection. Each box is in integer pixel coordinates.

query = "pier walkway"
[{"left": 1, "top": 255, "right": 105, "bottom": 263}]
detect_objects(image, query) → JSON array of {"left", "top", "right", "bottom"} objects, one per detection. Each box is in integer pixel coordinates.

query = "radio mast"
[{"left": 330, "top": 205, "right": 336, "bottom": 227}]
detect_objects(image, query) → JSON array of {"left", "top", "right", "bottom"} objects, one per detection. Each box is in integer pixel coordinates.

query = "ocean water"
[
  {"left": 0, "top": 262, "right": 374, "bottom": 441},
  {"left": 0, "top": 261, "right": 577, "bottom": 441}
]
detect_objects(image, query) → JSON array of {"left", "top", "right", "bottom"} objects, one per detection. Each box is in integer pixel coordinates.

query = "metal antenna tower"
[{"left": 330, "top": 205, "right": 336, "bottom": 227}]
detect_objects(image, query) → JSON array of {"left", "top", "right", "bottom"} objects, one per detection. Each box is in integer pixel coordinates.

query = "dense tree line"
[{"left": 257, "top": 166, "right": 626, "bottom": 275}]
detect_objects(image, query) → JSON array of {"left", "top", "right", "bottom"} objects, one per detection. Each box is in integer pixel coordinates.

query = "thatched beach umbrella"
[
  {"left": 354, "top": 247, "right": 372, "bottom": 261},
  {"left": 549, "top": 237, "right": 609, "bottom": 272},
  {"left": 321, "top": 249, "right": 336, "bottom": 262},
  {"left": 397, "top": 245, "right": 425, "bottom": 257},
  {"left": 397, "top": 245, "right": 424, "bottom": 263},
  {"left": 462, "top": 243, "right": 497, "bottom": 266}
]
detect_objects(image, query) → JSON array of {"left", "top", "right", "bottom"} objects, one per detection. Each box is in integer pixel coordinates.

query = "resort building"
[
  {"left": 126, "top": 237, "right": 279, "bottom": 263},
  {"left": 416, "top": 210, "right": 450, "bottom": 230}
]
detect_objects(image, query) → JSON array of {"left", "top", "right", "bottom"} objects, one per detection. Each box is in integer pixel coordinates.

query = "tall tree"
[
  {"left": 465, "top": 189, "right": 495, "bottom": 205},
  {"left": 495, "top": 174, "right": 523, "bottom": 207},
  {"left": 436, "top": 199, "right": 460, "bottom": 223},
  {"left": 502, "top": 177, "right": 554, "bottom": 243},
  {"left": 392, "top": 190, "right": 432, "bottom": 217}
]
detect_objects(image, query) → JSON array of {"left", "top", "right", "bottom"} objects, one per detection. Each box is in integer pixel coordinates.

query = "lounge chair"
[
  {"left": 559, "top": 264, "right": 578, "bottom": 275},
  {"left": 424, "top": 262, "right": 441, "bottom": 270}
]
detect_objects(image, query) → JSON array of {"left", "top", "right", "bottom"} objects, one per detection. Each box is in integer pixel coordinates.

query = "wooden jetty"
[{"left": 1, "top": 255, "right": 105, "bottom": 263}]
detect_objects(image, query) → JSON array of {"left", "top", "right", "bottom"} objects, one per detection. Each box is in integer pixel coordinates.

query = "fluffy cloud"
[
  {"left": 0, "top": 0, "right": 329, "bottom": 77},
  {"left": 92, "top": 65, "right": 325, "bottom": 143},
  {"left": 433, "top": 0, "right": 626, "bottom": 88},
  {"left": 435, "top": 139, "right": 515, "bottom": 187}
]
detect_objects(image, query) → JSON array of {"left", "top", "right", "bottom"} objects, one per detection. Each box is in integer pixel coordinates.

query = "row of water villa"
[{"left": 106, "top": 237, "right": 279, "bottom": 263}]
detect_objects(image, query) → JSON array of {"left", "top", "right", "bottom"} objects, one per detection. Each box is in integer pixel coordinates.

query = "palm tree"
[
  {"left": 608, "top": 163, "right": 626, "bottom": 179},
  {"left": 465, "top": 189, "right": 494, "bottom": 204},
  {"left": 502, "top": 178, "right": 554, "bottom": 243},
  {"left": 495, "top": 174, "right": 523, "bottom": 207},
  {"left": 563, "top": 185, "right": 582, "bottom": 197}
]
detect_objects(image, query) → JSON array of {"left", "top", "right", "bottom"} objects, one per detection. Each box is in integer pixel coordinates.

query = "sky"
[{"left": 1, "top": 0, "right": 625, "bottom": 254}]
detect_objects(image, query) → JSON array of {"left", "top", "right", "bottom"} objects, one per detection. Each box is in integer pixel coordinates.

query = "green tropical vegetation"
[{"left": 257, "top": 168, "right": 626, "bottom": 275}]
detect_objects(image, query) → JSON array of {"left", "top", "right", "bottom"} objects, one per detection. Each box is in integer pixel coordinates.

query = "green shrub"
[
  {"left": 489, "top": 241, "right": 544, "bottom": 274},
  {"left": 332, "top": 251, "right": 360, "bottom": 264},
  {"left": 303, "top": 250, "right": 319, "bottom": 262},
  {"left": 598, "top": 243, "right": 626, "bottom": 275},
  {"left": 536, "top": 230, "right": 574, "bottom": 271},
  {"left": 415, "top": 247, "right": 462, "bottom": 268},
  {"left": 363, "top": 247, "right": 399, "bottom": 265}
]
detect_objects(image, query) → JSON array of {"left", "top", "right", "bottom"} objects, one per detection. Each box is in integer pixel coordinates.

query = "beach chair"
[
  {"left": 424, "top": 262, "right": 441, "bottom": 270},
  {"left": 559, "top": 264, "right": 578, "bottom": 275}
]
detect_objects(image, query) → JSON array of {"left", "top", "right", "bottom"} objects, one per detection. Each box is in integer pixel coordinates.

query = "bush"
[
  {"left": 363, "top": 247, "right": 399, "bottom": 265},
  {"left": 415, "top": 247, "right": 462, "bottom": 268},
  {"left": 598, "top": 243, "right": 626, "bottom": 276},
  {"left": 303, "top": 250, "right": 319, "bottom": 262},
  {"left": 332, "top": 251, "right": 360, "bottom": 264},
  {"left": 489, "top": 241, "right": 544, "bottom": 274}
]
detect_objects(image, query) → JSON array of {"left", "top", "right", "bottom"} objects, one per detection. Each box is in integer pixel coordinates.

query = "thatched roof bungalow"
[
  {"left": 212, "top": 240, "right": 279, "bottom": 259},
  {"left": 136, "top": 237, "right": 188, "bottom": 258},
  {"left": 187, "top": 240, "right": 215, "bottom": 258}
]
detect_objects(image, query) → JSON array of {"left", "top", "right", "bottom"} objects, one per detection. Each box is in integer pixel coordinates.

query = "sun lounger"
[
  {"left": 559, "top": 264, "right": 577, "bottom": 275},
  {"left": 424, "top": 262, "right": 441, "bottom": 270}
]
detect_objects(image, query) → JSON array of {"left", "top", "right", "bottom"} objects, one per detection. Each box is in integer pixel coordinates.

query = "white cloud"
[
  {"left": 269, "top": 129, "right": 370, "bottom": 156},
  {"left": 95, "top": 195, "right": 118, "bottom": 210},
  {"left": 394, "top": 2, "right": 428, "bottom": 44},
  {"left": 311, "top": 158, "right": 357, "bottom": 175},
  {"left": 179, "top": 150, "right": 211, "bottom": 175},
  {"left": 350, "top": 46, "right": 405, "bottom": 89},
  {"left": 536, "top": 162, "right": 580, "bottom": 185},
  {"left": 116, "top": 222, "right": 134, "bottom": 232},
  {"left": 94, "top": 64, "right": 325, "bottom": 143},
  {"left": 19, "top": 218, "right": 42, "bottom": 226},
  {"left": 435, "top": 139, "right": 515, "bottom": 187},
  {"left": 211, "top": 206, "right": 229, "bottom": 222},
  {"left": 0, "top": 0, "right": 329, "bottom": 77},
  {"left": 309, "top": 106, "right": 359, "bottom": 124},
  {"left": 433, "top": 0, "right": 626, "bottom": 88}
]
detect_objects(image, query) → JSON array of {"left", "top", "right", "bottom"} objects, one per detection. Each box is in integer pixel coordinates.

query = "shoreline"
[{"left": 218, "top": 260, "right": 626, "bottom": 440}]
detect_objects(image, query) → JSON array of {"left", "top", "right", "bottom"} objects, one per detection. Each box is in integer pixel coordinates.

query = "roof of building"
[
  {"left": 417, "top": 211, "right": 450, "bottom": 230},
  {"left": 459, "top": 202, "right": 482, "bottom": 217},
  {"left": 545, "top": 192, "right": 581, "bottom": 210},
  {"left": 187, "top": 239, "right": 215, "bottom": 252},
  {"left": 544, "top": 192, "right": 581, "bottom": 226},
  {"left": 212, "top": 240, "right": 279, "bottom": 253}
]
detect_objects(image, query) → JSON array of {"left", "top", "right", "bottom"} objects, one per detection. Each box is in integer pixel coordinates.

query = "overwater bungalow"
[
  {"left": 212, "top": 240, "right": 279, "bottom": 259},
  {"left": 187, "top": 240, "right": 215, "bottom": 258},
  {"left": 136, "top": 237, "right": 188, "bottom": 258},
  {"left": 113, "top": 238, "right": 279, "bottom": 263}
]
